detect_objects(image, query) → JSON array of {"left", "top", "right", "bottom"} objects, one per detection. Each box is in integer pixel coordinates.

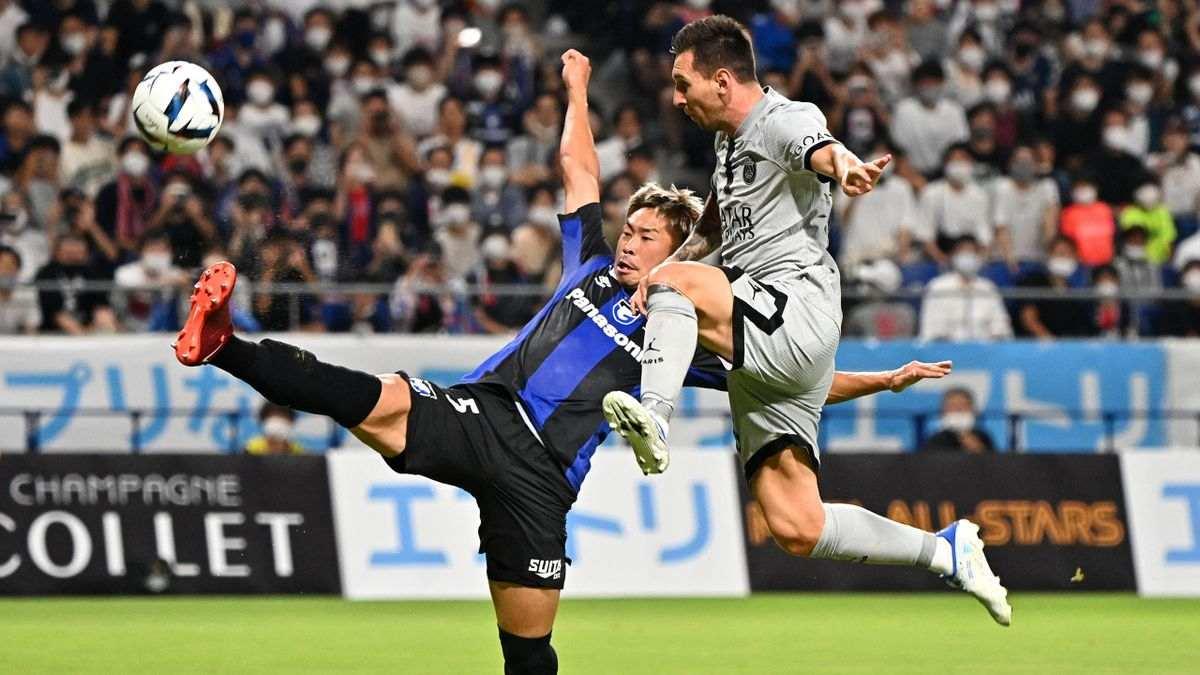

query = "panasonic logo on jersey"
[{"left": 565, "top": 288, "right": 642, "bottom": 359}]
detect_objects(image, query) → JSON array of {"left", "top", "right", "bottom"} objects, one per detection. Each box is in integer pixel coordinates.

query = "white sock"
[
  {"left": 810, "top": 503, "right": 939, "bottom": 567},
  {"left": 639, "top": 284, "right": 697, "bottom": 428},
  {"left": 929, "top": 536, "right": 954, "bottom": 576}
]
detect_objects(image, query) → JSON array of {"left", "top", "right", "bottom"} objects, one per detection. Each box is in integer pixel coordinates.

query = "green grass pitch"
[{"left": 3, "top": 593, "right": 1197, "bottom": 673}]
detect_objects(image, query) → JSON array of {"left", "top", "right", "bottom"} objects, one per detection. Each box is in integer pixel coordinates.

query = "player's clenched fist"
[{"left": 561, "top": 49, "right": 591, "bottom": 92}]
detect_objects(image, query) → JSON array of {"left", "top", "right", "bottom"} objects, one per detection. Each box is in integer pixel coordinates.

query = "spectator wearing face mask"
[
  {"left": 919, "top": 387, "right": 995, "bottom": 454},
  {"left": 914, "top": 144, "right": 993, "bottom": 264},
  {"left": 113, "top": 228, "right": 188, "bottom": 332},
  {"left": 1060, "top": 175, "right": 1115, "bottom": 267},
  {"left": 1149, "top": 120, "right": 1200, "bottom": 241},
  {"left": 0, "top": 190, "right": 48, "bottom": 282},
  {"left": 1119, "top": 182, "right": 1176, "bottom": 266},
  {"left": 465, "top": 53, "right": 522, "bottom": 147},
  {"left": 469, "top": 231, "right": 539, "bottom": 335},
  {"left": 356, "top": 91, "right": 420, "bottom": 193},
  {"left": 472, "top": 145, "right": 525, "bottom": 231},
  {"left": 980, "top": 64, "right": 1019, "bottom": 149},
  {"left": 945, "top": 29, "right": 987, "bottom": 108},
  {"left": 149, "top": 173, "right": 217, "bottom": 269},
  {"left": 389, "top": 48, "right": 445, "bottom": 139},
  {"left": 432, "top": 187, "right": 481, "bottom": 283},
  {"left": 0, "top": 245, "right": 39, "bottom": 334},
  {"left": 1052, "top": 75, "right": 1103, "bottom": 168},
  {"left": 1091, "top": 265, "right": 1127, "bottom": 339},
  {"left": 1015, "top": 236, "right": 1095, "bottom": 339},
  {"left": 244, "top": 403, "right": 306, "bottom": 455},
  {"left": 891, "top": 61, "right": 969, "bottom": 176},
  {"left": 1158, "top": 260, "right": 1200, "bottom": 337},
  {"left": 965, "top": 103, "right": 1005, "bottom": 177},
  {"left": 61, "top": 99, "right": 116, "bottom": 198},
  {"left": 208, "top": 10, "right": 268, "bottom": 103},
  {"left": 859, "top": 11, "right": 917, "bottom": 107},
  {"left": 919, "top": 235, "right": 1012, "bottom": 341},
  {"left": 827, "top": 66, "right": 889, "bottom": 160},
  {"left": 1113, "top": 225, "right": 1162, "bottom": 336},
  {"left": 35, "top": 232, "right": 117, "bottom": 334},
  {"left": 239, "top": 69, "right": 290, "bottom": 147},
  {"left": 993, "top": 144, "right": 1060, "bottom": 267},
  {"left": 1088, "top": 108, "right": 1156, "bottom": 205},
  {"left": 1121, "top": 66, "right": 1161, "bottom": 161},
  {"left": 843, "top": 258, "right": 915, "bottom": 339},
  {"left": 95, "top": 136, "right": 157, "bottom": 255}
]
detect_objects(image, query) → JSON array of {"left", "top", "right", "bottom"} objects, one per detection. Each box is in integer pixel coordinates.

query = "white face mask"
[
  {"left": 1123, "top": 244, "right": 1147, "bottom": 261},
  {"left": 61, "top": 32, "right": 88, "bottom": 56},
  {"left": 984, "top": 79, "right": 1011, "bottom": 104},
  {"left": 325, "top": 56, "right": 350, "bottom": 78},
  {"left": 527, "top": 206, "right": 559, "bottom": 229},
  {"left": 1084, "top": 38, "right": 1109, "bottom": 60},
  {"left": 292, "top": 115, "right": 321, "bottom": 137},
  {"left": 1127, "top": 82, "right": 1154, "bottom": 106},
  {"left": 479, "top": 165, "right": 508, "bottom": 189},
  {"left": 1184, "top": 272, "right": 1200, "bottom": 292},
  {"left": 945, "top": 160, "right": 973, "bottom": 184},
  {"left": 1095, "top": 280, "right": 1119, "bottom": 297},
  {"left": 305, "top": 26, "right": 332, "bottom": 51},
  {"left": 1102, "top": 126, "right": 1129, "bottom": 152},
  {"left": 438, "top": 203, "right": 471, "bottom": 227},
  {"left": 262, "top": 19, "right": 287, "bottom": 55},
  {"left": 426, "top": 168, "right": 451, "bottom": 189},
  {"left": 370, "top": 50, "right": 391, "bottom": 68},
  {"left": 248, "top": 80, "right": 275, "bottom": 106},
  {"left": 1138, "top": 50, "right": 1164, "bottom": 70},
  {"left": 408, "top": 65, "right": 434, "bottom": 89},
  {"left": 952, "top": 251, "right": 981, "bottom": 276},
  {"left": 1135, "top": 185, "right": 1161, "bottom": 208},
  {"left": 958, "top": 46, "right": 986, "bottom": 72},
  {"left": 973, "top": 2, "right": 1000, "bottom": 22},
  {"left": 1072, "top": 186, "right": 1097, "bottom": 204},
  {"left": 1071, "top": 88, "right": 1100, "bottom": 113},
  {"left": 262, "top": 416, "right": 293, "bottom": 441},
  {"left": 474, "top": 70, "right": 504, "bottom": 98},
  {"left": 143, "top": 251, "right": 172, "bottom": 273},
  {"left": 941, "top": 411, "right": 976, "bottom": 432},
  {"left": 1047, "top": 255, "right": 1078, "bottom": 278},
  {"left": 122, "top": 151, "right": 150, "bottom": 177},
  {"left": 481, "top": 234, "right": 510, "bottom": 262},
  {"left": 350, "top": 161, "right": 376, "bottom": 183},
  {"left": 352, "top": 76, "right": 377, "bottom": 95}
]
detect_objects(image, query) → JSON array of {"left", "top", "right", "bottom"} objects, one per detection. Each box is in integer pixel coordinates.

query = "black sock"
[
  {"left": 209, "top": 336, "right": 382, "bottom": 429},
  {"left": 498, "top": 627, "right": 557, "bottom": 675}
]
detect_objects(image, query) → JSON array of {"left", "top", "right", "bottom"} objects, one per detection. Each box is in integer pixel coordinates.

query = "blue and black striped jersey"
[{"left": 462, "top": 203, "right": 727, "bottom": 492}]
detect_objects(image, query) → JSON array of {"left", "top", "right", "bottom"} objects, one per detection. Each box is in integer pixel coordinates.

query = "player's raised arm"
[
  {"left": 824, "top": 360, "right": 953, "bottom": 405},
  {"left": 559, "top": 49, "right": 600, "bottom": 213},
  {"left": 810, "top": 143, "right": 892, "bottom": 198}
]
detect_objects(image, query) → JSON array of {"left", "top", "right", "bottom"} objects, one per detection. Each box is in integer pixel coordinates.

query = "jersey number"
[{"left": 448, "top": 396, "right": 479, "bottom": 415}]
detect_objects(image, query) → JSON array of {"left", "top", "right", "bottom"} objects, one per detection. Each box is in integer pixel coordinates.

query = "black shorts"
[{"left": 384, "top": 373, "right": 576, "bottom": 589}]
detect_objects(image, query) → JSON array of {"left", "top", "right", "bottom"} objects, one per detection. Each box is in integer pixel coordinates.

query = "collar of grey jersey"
[{"left": 733, "top": 85, "right": 785, "bottom": 139}]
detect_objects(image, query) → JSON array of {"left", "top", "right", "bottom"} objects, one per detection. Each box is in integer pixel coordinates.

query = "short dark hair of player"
[
  {"left": 670, "top": 15, "right": 757, "bottom": 83},
  {"left": 626, "top": 183, "right": 703, "bottom": 247}
]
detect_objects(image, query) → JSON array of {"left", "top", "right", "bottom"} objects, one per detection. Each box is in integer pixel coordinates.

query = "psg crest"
[{"left": 743, "top": 161, "right": 756, "bottom": 184}]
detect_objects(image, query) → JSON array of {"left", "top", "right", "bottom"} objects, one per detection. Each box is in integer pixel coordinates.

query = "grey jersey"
[{"left": 712, "top": 87, "right": 839, "bottom": 284}]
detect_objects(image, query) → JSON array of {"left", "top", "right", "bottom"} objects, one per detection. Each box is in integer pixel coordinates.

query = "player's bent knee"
[
  {"left": 766, "top": 510, "right": 825, "bottom": 557},
  {"left": 351, "top": 374, "right": 411, "bottom": 457}
]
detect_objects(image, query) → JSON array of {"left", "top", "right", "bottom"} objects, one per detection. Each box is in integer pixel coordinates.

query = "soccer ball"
[{"left": 131, "top": 61, "right": 224, "bottom": 155}]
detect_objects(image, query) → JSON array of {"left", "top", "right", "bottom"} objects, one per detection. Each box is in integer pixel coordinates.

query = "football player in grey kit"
[{"left": 602, "top": 16, "right": 1011, "bottom": 626}]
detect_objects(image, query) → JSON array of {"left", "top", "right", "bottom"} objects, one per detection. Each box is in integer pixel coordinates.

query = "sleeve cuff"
[{"left": 802, "top": 138, "right": 840, "bottom": 175}]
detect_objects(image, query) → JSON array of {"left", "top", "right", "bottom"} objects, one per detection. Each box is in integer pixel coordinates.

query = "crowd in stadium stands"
[{"left": 4, "top": 0, "right": 1200, "bottom": 340}]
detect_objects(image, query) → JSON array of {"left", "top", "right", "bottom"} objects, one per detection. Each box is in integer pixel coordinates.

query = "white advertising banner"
[
  {"left": 1120, "top": 451, "right": 1200, "bottom": 597},
  {"left": 327, "top": 449, "right": 749, "bottom": 599}
]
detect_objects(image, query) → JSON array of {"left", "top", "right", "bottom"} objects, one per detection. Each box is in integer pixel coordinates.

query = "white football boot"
[
  {"left": 602, "top": 391, "right": 670, "bottom": 474},
  {"left": 937, "top": 519, "right": 1012, "bottom": 626}
]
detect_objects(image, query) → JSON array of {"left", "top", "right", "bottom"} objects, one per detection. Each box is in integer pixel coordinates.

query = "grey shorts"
[{"left": 721, "top": 265, "right": 841, "bottom": 478}]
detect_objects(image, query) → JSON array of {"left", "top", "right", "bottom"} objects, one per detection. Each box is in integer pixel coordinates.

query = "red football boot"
[{"left": 174, "top": 261, "right": 236, "bottom": 366}]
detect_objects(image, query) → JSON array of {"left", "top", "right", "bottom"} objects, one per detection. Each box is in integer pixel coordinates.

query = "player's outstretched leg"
[
  {"left": 174, "top": 262, "right": 383, "bottom": 431},
  {"left": 605, "top": 263, "right": 734, "bottom": 474},
  {"left": 755, "top": 445, "right": 1011, "bottom": 626}
]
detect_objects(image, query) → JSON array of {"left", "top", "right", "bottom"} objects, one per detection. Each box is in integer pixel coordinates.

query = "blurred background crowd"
[{"left": 4, "top": 0, "right": 1200, "bottom": 340}]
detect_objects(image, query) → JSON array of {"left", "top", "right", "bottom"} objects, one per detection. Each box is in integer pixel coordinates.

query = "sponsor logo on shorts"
[
  {"left": 613, "top": 299, "right": 639, "bottom": 326},
  {"left": 409, "top": 378, "right": 437, "bottom": 400},
  {"left": 565, "top": 288, "right": 643, "bottom": 360},
  {"left": 528, "top": 558, "right": 563, "bottom": 580}
]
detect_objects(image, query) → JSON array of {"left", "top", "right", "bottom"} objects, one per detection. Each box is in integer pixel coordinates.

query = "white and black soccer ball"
[{"left": 131, "top": 61, "right": 224, "bottom": 155}]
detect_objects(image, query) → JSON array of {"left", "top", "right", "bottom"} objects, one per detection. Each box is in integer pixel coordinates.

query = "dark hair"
[
  {"left": 0, "top": 244, "right": 21, "bottom": 268},
  {"left": 258, "top": 401, "right": 296, "bottom": 422},
  {"left": 139, "top": 227, "right": 172, "bottom": 250},
  {"left": 401, "top": 47, "right": 434, "bottom": 69},
  {"left": 117, "top": 135, "right": 149, "bottom": 155},
  {"left": 943, "top": 387, "right": 976, "bottom": 407},
  {"left": 67, "top": 98, "right": 94, "bottom": 118},
  {"left": 670, "top": 15, "right": 757, "bottom": 82},
  {"left": 912, "top": 60, "right": 945, "bottom": 83},
  {"left": 942, "top": 142, "right": 972, "bottom": 163}
]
